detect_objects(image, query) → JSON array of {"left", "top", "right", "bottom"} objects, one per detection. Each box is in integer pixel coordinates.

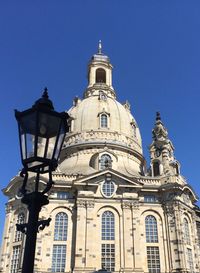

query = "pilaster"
[{"left": 74, "top": 200, "right": 87, "bottom": 271}]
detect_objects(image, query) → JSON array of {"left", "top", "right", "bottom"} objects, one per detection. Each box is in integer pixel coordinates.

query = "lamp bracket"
[
  {"left": 19, "top": 169, "right": 28, "bottom": 196},
  {"left": 16, "top": 218, "right": 51, "bottom": 234},
  {"left": 37, "top": 218, "right": 51, "bottom": 232}
]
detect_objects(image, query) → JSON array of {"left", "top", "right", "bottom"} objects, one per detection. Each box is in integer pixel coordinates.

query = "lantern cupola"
[{"left": 84, "top": 40, "right": 116, "bottom": 99}]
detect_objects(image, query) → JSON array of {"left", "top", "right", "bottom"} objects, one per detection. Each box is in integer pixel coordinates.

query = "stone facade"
[{"left": 1, "top": 43, "right": 200, "bottom": 273}]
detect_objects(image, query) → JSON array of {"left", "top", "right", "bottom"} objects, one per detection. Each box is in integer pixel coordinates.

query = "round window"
[{"left": 102, "top": 181, "right": 115, "bottom": 197}]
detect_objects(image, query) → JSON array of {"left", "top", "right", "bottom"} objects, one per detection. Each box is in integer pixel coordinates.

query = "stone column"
[
  {"left": 122, "top": 202, "right": 134, "bottom": 271},
  {"left": 162, "top": 204, "right": 173, "bottom": 272},
  {"left": 0, "top": 203, "right": 13, "bottom": 273},
  {"left": 167, "top": 201, "right": 187, "bottom": 272},
  {"left": 119, "top": 213, "right": 125, "bottom": 271},
  {"left": 131, "top": 201, "right": 143, "bottom": 273},
  {"left": 191, "top": 211, "right": 200, "bottom": 273},
  {"left": 74, "top": 199, "right": 87, "bottom": 272},
  {"left": 85, "top": 200, "right": 96, "bottom": 271}
]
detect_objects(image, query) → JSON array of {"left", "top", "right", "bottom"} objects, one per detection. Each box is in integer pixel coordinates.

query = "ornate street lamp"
[{"left": 15, "top": 88, "right": 69, "bottom": 273}]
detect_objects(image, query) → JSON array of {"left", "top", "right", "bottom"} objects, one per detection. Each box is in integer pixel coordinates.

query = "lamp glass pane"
[
  {"left": 19, "top": 112, "right": 37, "bottom": 160},
  {"left": 46, "top": 136, "right": 57, "bottom": 159},
  {"left": 37, "top": 136, "right": 48, "bottom": 158},
  {"left": 38, "top": 112, "right": 60, "bottom": 138},
  {"left": 54, "top": 123, "right": 65, "bottom": 160},
  {"left": 20, "top": 133, "right": 26, "bottom": 160},
  {"left": 38, "top": 112, "right": 62, "bottom": 160},
  {"left": 25, "top": 133, "right": 35, "bottom": 158}
]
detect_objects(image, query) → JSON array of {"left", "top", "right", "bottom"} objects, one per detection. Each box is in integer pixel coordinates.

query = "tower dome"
[{"left": 59, "top": 43, "right": 144, "bottom": 176}]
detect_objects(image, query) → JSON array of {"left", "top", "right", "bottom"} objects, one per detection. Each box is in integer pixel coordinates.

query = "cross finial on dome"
[
  {"left": 156, "top": 111, "right": 161, "bottom": 121},
  {"left": 98, "top": 40, "right": 102, "bottom": 54}
]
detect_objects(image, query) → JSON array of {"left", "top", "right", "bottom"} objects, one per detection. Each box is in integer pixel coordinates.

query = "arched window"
[
  {"left": 100, "top": 114, "right": 108, "bottom": 128},
  {"left": 96, "top": 68, "right": 106, "bottom": 83},
  {"left": 176, "top": 164, "right": 179, "bottom": 175},
  {"left": 102, "top": 211, "right": 115, "bottom": 240},
  {"left": 184, "top": 218, "right": 191, "bottom": 245},
  {"left": 153, "top": 161, "right": 160, "bottom": 176},
  {"left": 100, "top": 154, "right": 112, "bottom": 170},
  {"left": 101, "top": 211, "right": 115, "bottom": 271},
  {"left": 15, "top": 213, "right": 25, "bottom": 242},
  {"left": 54, "top": 212, "right": 68, "bottom": 241},
  {"left": 145, "top": 215, "right": 158, "bottom": 243}
]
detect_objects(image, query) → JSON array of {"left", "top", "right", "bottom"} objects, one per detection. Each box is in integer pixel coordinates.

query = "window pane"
[
  {"left": 187, "top": 248, "right": 194, "bottom": 272},
  {"left": 101, "top": 114, "right": 108, "bottom": 128},
  {"left": 100, "top": 154, "right": 112, "bottom": 170},
  {"left": 15, "top": 213, "right": 25, "bottom": 242},
  {"left": 10, "top": 246, "right": 21, "bottom": 273},
  {"left": 145, "top": 215, "right": 158, "bottom": 243},
  {"left": 54, "top": 213, "right": 68, "bottom": 241},
  {"left": 144, "top": 195, "right": 158, "bottom": 203},
  {"left": 184, "top": 218, "right": 191, "bottom": 245},
  {"left": 102, "top": 181, "right": 115, "bottom": 197},
  {"left": 57, "top": 192, "right": 70, "bottom": 200},
  {"left": 147, "top": 246, "right": 160, "bottom": 273},
  {"left": 196, "top": 222, "right": 200, "bottom": 247},
  {"left": 102, "top": 211, "right": 115, "bottom": 240},
  {"left": 101, "top": 244, "right": 115, "bottom": 271},
  {"left": 52, "top": 245, "right": 66, "bottom": 272}
]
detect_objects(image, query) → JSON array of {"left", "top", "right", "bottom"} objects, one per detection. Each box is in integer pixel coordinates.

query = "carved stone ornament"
[
  {"left": 164, "top": 205, "right": 175, "bottom": 217},
  {"left": 131, "top": 200, "right": 140, "bottom": 210},
  {"left": 5, "top": 204, "right": 13, "bottom": 214},
  {"left": 76, "top": 200, "right": 87, "bottom": 208},
  {"left": 122, "top": 201, "right": 139, "bottom": 210},
  {"left": 86, "top": 200, "right": 95, "bottom": 208},
  {"left": 122, "top": 202, "right": 132, "bottom": 209}
]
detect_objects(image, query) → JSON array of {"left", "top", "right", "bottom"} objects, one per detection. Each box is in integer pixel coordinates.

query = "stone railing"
[
  {"left": 64, "top": 130, "right": 142, "bottom": 153},
  {"left": 139, "top": 178, "right": 161, "bottom": 185}
]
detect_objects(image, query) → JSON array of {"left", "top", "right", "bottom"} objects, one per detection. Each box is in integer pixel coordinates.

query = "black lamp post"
[{"left": 15, "top": 88, "right": 69, "bottom": 273}]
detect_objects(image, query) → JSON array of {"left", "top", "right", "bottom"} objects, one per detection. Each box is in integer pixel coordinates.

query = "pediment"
[{"left": 73, "top": 168, "right": 143, "bottom": 188}]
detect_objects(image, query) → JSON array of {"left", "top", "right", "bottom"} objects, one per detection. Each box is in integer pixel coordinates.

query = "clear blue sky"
[{"left": 1, "top": 1, "right": 200, "bottom": 237}]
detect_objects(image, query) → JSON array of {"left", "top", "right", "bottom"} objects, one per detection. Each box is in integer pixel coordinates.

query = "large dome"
[
  {"left": 67, "top": 94, "right": 142, "bottom": 153},
  {"left": 59, "top": 44, "right": 145, "bottom": 176}
]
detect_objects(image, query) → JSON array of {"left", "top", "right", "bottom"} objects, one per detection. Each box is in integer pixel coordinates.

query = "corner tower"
[{"left": 149, "top": 112, "right": 180, "bottom": 177}]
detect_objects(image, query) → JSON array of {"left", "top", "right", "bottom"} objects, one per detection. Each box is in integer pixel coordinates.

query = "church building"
[{"left": 1, "top": 43, "right": 200, "bottom": 273}]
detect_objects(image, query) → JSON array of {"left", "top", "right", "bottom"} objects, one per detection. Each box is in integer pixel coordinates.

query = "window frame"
[
  {"left": 102, "top": 211, "right": 115, "bottom": 240},
  {"left": 10, "top": 246, "right": 21, "bottom": 273},
  {"left": 100, "top": 113, "right": 108, "bottom": 128},
  {"left": 101, "top": 180, "right": 115, "bottom": 198},
  {"left": 183, "top": 218, "right": 191, "bottom": 245},
  {"left": 146, "top": 246, "right": 160, "bottom": 273},
  {"left": 96, "top": 68, "right": 106, "bottom": 83},
  {"left": 51, "top": 244, "right": 67, "bottom": 272},
  {"left": 54, "top": 212, "right": 68, "bottom": 241},
  {"left": 101, "top": 244, "right": 115, "bottom": 271},
  {"left": 145, "top": 215, "right": 158, "bottom": 243},
  {"left": 99, "top": 154, "right": 112, "bottom": 170},
  {"left": 14, "top": 212, "right": 25, "bottom": 242}
]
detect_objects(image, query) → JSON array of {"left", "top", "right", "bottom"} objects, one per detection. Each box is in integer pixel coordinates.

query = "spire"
[
  {"left": 149, "top": 112, "right": 180, "bottom": 177},
  {"left": 156, "top": 111, "right": 161, "bottom": 122},
  {"left": 152, "top": 111, "right": 168, "bottom": 141},
  {"left": 98, "top": 40, "right": 102, "bottom": 54}
]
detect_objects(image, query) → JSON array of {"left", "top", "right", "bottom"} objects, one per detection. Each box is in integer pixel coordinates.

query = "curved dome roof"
[{"left": 67, "top": 95, "right": 142, "bottom": 154}]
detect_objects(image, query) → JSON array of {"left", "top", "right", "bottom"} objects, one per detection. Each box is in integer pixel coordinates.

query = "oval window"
[{"left": 102, "top": 181, "right": 115, "bottom": 197}]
